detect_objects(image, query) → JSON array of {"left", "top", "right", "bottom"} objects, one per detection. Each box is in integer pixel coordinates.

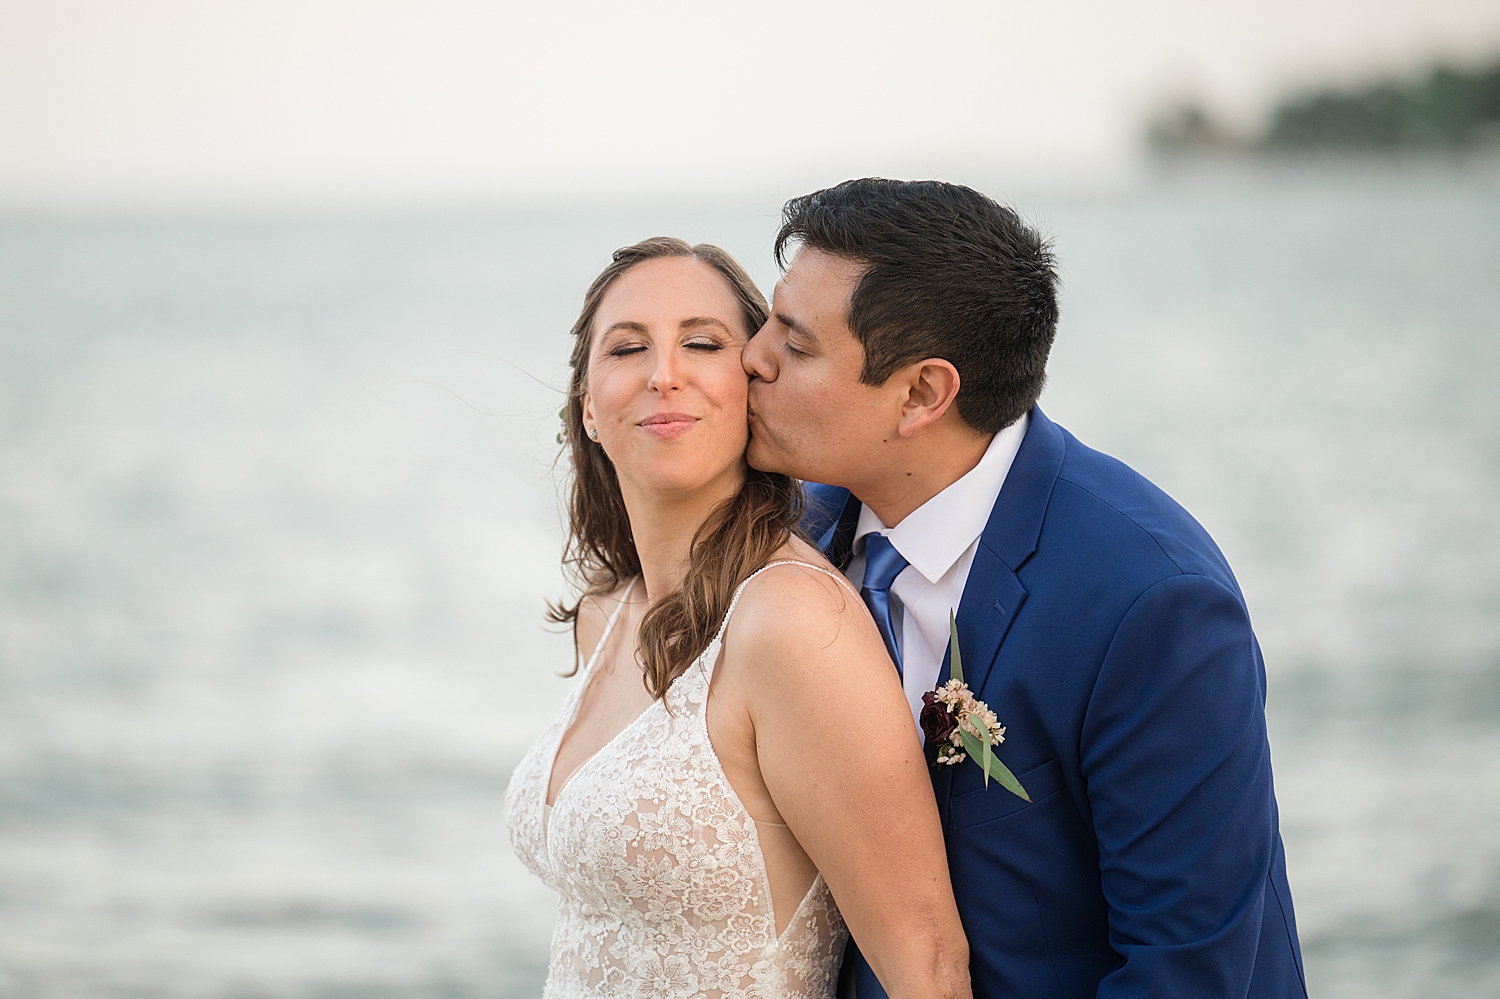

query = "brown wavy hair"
[{"left": 548, "top": 237, "right": 802, "bottom": 698}]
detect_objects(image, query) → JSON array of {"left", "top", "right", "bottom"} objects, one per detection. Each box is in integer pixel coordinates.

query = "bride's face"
[{"left": 582, "top": 256, "right": 752, "bottom": 501}]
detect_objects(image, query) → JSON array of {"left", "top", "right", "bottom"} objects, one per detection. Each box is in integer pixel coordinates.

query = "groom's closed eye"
[{"left": 772, "top": 312, "right": 818, "bottom": 357}]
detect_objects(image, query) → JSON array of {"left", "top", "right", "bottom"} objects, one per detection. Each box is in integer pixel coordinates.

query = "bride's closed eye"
[{"left": 599, "top": 330, "right": 649, "bottom": 357}]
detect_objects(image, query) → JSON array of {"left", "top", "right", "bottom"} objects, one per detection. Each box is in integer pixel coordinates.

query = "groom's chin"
[{"left": 744, "top": 430, "right": 790, "bottom": 476}]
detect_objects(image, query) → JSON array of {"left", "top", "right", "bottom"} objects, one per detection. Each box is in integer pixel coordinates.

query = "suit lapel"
[
  {"left": 940, "top": 407, "right": 1066, "bottom": 699},
  {"left": 924, "top": 552, "right": 1032, "bottom": 816},
  {"left": 928, "top": 548, "right": 1029, "bottom": 817},
  {"left": 942, "top": 548, "right": 1029, "bottom": 693}
]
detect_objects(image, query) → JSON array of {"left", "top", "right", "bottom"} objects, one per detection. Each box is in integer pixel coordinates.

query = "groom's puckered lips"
[{"left": 637, "top": 411, "right": 699, "bottom": 440}]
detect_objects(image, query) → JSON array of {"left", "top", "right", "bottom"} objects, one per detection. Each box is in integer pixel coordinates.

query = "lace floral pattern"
[{"left": 505, "top": 563, "right": 849, "bottom": 999}]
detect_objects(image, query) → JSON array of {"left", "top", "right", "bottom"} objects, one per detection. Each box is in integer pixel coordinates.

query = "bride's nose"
[{"left": 647, "top": 349, "right": 684, "bottom": 394}]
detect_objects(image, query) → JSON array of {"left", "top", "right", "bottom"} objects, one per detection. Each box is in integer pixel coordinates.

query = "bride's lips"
[{"left": 638, "top": 412, "right": 699, "bottom": 440}]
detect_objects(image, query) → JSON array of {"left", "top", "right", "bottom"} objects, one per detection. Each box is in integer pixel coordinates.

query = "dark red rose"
[{"left": 920, "top": 692, "right": 957, "bottom": 744}]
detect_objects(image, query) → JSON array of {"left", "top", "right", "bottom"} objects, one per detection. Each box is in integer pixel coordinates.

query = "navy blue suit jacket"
[{"left": 807, "top": 408, "right": 1306, "bottom": 999}]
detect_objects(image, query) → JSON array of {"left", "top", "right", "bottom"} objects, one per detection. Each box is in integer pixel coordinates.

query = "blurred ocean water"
[{"left": 0, "top": 168, "right": 1498, "bottom": 998}]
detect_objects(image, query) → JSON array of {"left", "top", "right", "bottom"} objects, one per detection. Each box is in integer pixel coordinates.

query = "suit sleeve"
[{"left": 1081, "top": 573, "right": 1275, "bottom": 998}]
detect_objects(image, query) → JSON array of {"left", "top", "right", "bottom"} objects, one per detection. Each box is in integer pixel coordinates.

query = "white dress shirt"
[{"left": 844, "top": 413, "right": 1029, "bottom": 726}]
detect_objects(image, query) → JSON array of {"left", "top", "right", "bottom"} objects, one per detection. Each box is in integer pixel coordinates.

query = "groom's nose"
[{"left": 743, "top": 323, "right": 778, "bottom": 382}]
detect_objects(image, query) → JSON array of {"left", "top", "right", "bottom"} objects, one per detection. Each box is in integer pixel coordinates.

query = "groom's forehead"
[{"left": 773, "top": 247, "right": 864, "bottom": 311}]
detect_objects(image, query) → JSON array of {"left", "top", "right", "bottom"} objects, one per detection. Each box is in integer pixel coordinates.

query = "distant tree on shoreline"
[{"left": 1147, "top": 58, "right": 1500, "bottom": 155}]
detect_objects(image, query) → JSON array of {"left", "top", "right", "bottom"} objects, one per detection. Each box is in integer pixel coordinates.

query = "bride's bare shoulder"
[
  {"left": 737, "top": 559, "right": 849, "bottom": 619},
  {"left": 722, "top": 546, "right": 884, "bottom": 681}
]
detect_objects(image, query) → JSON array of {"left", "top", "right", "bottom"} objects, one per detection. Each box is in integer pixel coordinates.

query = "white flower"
[
  {"left": 928, "top": 680, "right": 1006, "bottom": 765},
  {"left": 636, "top": 953, "right": 698, "bottom": 999}
]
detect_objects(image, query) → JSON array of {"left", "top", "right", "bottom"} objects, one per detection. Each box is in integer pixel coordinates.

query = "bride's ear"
[
  {"left": 895, "top": 358, "right": 962, "bottom": 438},
  {"left": 580, "top": 394, "right": 598, "bottom": 441}
]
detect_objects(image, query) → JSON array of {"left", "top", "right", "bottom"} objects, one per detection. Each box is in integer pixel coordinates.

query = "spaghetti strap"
[
  {"left": 582, "top": 577, "right": 638, "bottom": 675},
  {"left": 711, "top": 559, "right": 856, "bottom": 647}
]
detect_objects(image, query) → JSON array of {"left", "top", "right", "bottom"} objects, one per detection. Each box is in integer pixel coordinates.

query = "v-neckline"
[
  {"left": 545, "top": 688, "right": 659, "bottom": 810},
  {"left": 544, "top": 577, "right": 646, "bottom": 809},
  {"left": 545, "top": 627, "right": 723, "bottom": 814}
]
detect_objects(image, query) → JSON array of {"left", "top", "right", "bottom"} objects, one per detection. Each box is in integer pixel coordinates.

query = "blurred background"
[{"left": 2, "top": 1, "right": 1498, "bottom": 997}]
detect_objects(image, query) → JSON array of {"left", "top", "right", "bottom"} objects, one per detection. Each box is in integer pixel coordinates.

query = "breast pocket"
[{"left": 949, "top": 757, "right": 1063, "bottom": 831}]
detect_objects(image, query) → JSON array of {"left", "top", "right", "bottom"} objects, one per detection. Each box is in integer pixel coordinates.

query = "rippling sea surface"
[{"left": 1, "top": 166, "right": 1498, "bottom": 998}]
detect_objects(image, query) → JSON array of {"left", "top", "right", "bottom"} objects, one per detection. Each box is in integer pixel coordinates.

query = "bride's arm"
[{"left": 719, "top": 565, "right": 971, "bottom": 999}]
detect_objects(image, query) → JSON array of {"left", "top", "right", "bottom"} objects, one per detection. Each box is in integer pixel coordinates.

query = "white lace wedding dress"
[{"left": 504, "top": 562, "right": 849, "bottom": 999}]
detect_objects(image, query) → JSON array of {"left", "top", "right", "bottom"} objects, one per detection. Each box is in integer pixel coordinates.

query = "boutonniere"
[{"left": 919, "top": 612, "right": 1030, "bottom": 802}]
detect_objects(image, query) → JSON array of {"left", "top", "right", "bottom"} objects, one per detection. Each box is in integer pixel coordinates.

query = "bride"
[{"left": 505, "top": 237, "right": 970, "bottom": 999}]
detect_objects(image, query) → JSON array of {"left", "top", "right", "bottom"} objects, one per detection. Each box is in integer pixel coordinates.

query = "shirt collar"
[{"left": 853, "top": 412, "right": 1029, "bottom": 585}]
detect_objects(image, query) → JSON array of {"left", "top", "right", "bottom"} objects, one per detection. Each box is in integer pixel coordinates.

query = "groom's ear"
[{"left": 894, "top": 358, "right": 962, "bottom": 438}]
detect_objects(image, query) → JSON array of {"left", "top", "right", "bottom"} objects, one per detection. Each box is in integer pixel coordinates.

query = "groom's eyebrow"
[{"left": 773, "top": 310, "right": 817, "bottom": 344}]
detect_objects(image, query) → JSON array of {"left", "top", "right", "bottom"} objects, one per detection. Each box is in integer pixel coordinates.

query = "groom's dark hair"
[{"left": 775, "top": 178, "right": 1058, "bottom": 434}]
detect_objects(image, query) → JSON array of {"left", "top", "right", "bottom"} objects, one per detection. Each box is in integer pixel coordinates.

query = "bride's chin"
[{"left": 624, "top": 458, "right": 747, "bottom": 502}]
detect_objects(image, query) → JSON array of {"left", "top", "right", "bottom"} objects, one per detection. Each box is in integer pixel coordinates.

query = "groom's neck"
[{"left": 847, "top": 423, "right": 992, "bottom": 529}]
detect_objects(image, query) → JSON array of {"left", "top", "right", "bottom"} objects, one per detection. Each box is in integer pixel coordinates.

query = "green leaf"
[
  {"left": 958, "top": 726, "right": 1031, "bottom": 802},
  {"left": 956, "top": 727, "right": 986, "bottom": 786},
  {"left": 948, "top": 611, "right": 1029, "bottom": 801},
  {"left": 948, "top": 610, "right": 964, "bottom": 685}
]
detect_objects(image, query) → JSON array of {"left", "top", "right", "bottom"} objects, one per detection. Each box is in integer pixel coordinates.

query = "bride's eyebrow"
[
  {"left": 679, "top": 317, "right": 732, "bottom": 333},
  {"left": 600, "top": 321, "right": 648, "bottom": 337}
]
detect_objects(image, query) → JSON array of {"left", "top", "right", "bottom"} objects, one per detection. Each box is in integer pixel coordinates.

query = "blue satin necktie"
[
  {"left": 848, "top": 533, "right": 909, "bottom": 999},
  {"left": 859, "top": 532, "right": 910, "bottom": 678}
]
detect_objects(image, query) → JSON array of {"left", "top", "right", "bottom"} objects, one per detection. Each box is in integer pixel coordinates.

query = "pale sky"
[{"left": 1, "top": 0, "right": 1497, "bottom": 208}]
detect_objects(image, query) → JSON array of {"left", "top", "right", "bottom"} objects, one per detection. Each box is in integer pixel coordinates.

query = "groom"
[{"left": 743, "top": 179, "right": 1307, "bottom": 999}]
